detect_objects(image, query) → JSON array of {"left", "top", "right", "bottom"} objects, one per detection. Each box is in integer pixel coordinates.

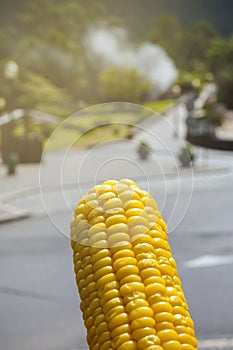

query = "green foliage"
[
  {"left": 18, "top": 70, "right": 68, "bottom": 115},
  {"left": 148, "top": 15, "right": 181, "bottom": 56},
  {"left": 207, "top": 36, "right": 233, "bottom": 72},
  {"left": 99, "top": 67, "right": 151, "bottom": 103},
  {"left": 176, "top": 21, "right": 217, "bottom": 71},
  {"left": 44, "top": 107, "right": 146, "bottom": 151},
  {"left": 177, "top": 71, "right": 204, "bottom": 92},
  {"left": 137, "top": 140, "right": 151, "bottom": 160},
  {"left": 0, "top": 28, "right": 15, "bottom": 59},
  {"left": 148, "top": 16, "right": 217, "bottom": 73},
  {"left": 203, "top": 102, "right": 225, "bottom": 126},
  {"left": 0, "top": 0, "right": 103, "bottom": 114},
  {"left": 215, "top": 68, "right": 233, "bottom": 109},
  {"left": 148, "top": 15, "right": 233, "bottom": 109},
  {"left": 143, "top": 99, "right": 175, "bottom": 114},
  {"left": 0, "top": 61, "right": 68, "bottom": 116},
  {"left": 1, "top": 0, "right": 233, "bottom": 115},
  {"left": 178, "top": 143, "right": 195, "bottom": 167},
  {"left": 16, "top": 0, "right": 102, "bottom": 41},
  {"left": 207, "top": 35, "right": 233, "bottom": 108}
]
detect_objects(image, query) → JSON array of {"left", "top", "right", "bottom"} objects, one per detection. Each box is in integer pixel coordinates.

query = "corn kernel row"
[{"left": 71, "top": 179, "right": 198, "bottom": 350}]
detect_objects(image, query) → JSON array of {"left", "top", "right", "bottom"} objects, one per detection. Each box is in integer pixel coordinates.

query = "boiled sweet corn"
[{"left": 71, "top": 179, "right": 198, "bottom": 350}]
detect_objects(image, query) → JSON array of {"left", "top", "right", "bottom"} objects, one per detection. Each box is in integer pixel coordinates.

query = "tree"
[
  {"left": 148, "top": 16, "right": 218, "bottom": 73},
  {"left": 0, "top": 0, "right": 105, "bottom": 113},
  {"left": 98, "top": 66, "right": 151, "bottom": 103},
  {"left": 207, "top": 35, "right": 233, "bottom": 108},
  {"left": 0, "top": 63, "right": 68, "bottom": 116},
  {"left": 148, "top": 14, "right": 181, "bottom": 59},
  {"left": 176, "top": 21, "right": 217, "bottom": 71},
  {"left": 18, "top": 70, "right": 69, "bottom": 116},
  {"left": 207, "top": 36, "right": 233, "bottom": 73}
]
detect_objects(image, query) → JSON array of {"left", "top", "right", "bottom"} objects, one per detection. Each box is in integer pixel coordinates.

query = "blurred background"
[
  {"left": 0, "top": 0, "right": 233, "bottom": 159},
  {"left": 0, "top": 1, "right": 233, "bottom": 350}
]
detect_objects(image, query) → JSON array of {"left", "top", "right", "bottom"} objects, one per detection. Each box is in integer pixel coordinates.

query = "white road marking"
[
  {"left": 184, "top": 254, "right": 233, "bottom": 268},
  {"left": 199, "top": 337, "right": 233, "bottom": 349}
]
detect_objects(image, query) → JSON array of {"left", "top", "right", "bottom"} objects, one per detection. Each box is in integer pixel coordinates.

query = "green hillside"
[
  {"left": 1, "top": 0, "right": 233, "bottom": 38},
  {"left": 104, "top": 0, "right": 233, "bottom": 38}
]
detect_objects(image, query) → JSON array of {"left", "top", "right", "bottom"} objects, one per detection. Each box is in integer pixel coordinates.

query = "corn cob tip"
[{"left": 71, "top": 179, "right": 162, "bottom": 248}]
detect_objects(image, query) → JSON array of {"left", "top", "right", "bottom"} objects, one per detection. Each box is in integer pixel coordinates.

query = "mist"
[{"left": 85, "top": 27, "right": 178, "bottom": 97}]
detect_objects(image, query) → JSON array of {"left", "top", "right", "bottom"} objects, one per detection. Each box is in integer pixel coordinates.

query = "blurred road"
[{"left": 0, "top": 173, "right": 233, "bottom": 350}]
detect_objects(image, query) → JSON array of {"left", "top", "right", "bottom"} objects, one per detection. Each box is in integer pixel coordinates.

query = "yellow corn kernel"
[{"left": 71, "top": 179, "right": 197, "bottom": 350}]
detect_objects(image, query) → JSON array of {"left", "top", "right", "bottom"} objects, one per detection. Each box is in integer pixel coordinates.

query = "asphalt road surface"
[{"left": 1, "top": 175, "right": 233, "bottom": 350}]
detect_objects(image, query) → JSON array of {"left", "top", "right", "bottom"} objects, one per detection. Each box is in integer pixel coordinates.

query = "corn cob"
[{"left": 71, "top": 179, "right": 198, "bottom": 350}]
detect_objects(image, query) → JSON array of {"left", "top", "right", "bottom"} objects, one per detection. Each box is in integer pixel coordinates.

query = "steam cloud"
[{"left": 85, "top": 27, "right": 178, "bottom": 96}]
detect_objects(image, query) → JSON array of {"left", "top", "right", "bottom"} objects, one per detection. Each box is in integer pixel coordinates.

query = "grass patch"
[
  {"left": 43, "top": 100, "right": 174, "bottom": 151},
  {"left": 143, "top": 99, "right": 175, "bottom": 114},
  {"left": 44, "top": 107, "right": 149, "bottom": 151}
]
